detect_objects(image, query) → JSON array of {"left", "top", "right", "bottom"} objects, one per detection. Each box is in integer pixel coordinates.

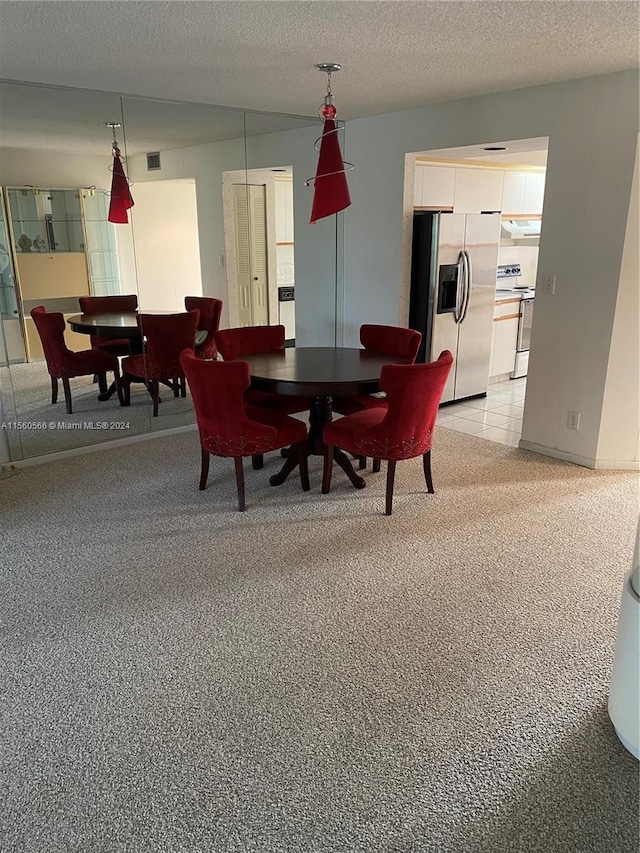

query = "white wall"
[
  {"left": 128, "top": 179, "right": 201, "bottom": 311},
  {"left": 126, "top": 138, "right": 246, "bottom": 329},
  {"left": 0, "top": 147, "right": 111, "bottom": 189},
  {"left": 340, "top": 70, "right": 639, "bottom": 469},
  {"left": 596, "top": 135, "right": 640, "bottom": 467}
]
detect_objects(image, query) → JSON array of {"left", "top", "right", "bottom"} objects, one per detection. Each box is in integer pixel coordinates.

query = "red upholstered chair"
[
  {"left": 185, "top": 296, "right": 223, "bottom": 360},
  {"left": 180, "top": 350, "right": 310, "bottom": 511},
  {"left": 78, "top": 294, "right": 138, "bottom": 357},
  {"left": 30, "top": 306, "right": 123, "bottom": 414},
  {"left": 333, "top": 324, "right": 422, "bottom": 416},
  {"left": 214, "top": 325, "right": 310, "bottom": 415},
  {"left": 322, "top": 350, "right": 453, "bottom": 515},
  {"left": 121, "top": 311, "right": 200, "bottom": 417}
]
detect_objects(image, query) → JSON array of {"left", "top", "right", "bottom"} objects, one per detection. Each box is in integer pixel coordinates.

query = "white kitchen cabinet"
[
  {"left": 274, "top": 179, "right": 294, "bottom": 243},
  {"left": 501, "top": 171, "right": 546, "bottom": 215},
  {"left": 414, "top": 163, "right": 455, "bottom": 208},
  {"left": 501, "top": 172, "right": 527, "bottom": 215},
  {"left": 453, "top": 168, "right": 504, "bottom": 214},
  {"left": 523, "top": 172, "right": 546, "bottom": 215},
  {"left": 490, "top": 299, "right": 520, "bottom": 378}
]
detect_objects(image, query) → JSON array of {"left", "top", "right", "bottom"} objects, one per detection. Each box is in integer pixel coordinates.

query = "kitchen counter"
[{"left": 495, "top": 287, "right": 535, "bottom": 302}]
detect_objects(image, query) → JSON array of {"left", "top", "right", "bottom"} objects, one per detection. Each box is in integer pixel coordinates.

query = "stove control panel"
[{"left": 497, "top": 263, "right": 522, "bottom": 279}]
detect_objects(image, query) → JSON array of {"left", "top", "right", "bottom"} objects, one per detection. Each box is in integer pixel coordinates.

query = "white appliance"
[
  {"left": 496, "top": 263, "right": 535, "bottom": 379},
  {"left": 409, "top": 211, "right": 501, "bottom": 403},
  {"left": 501, "top": 218, "right": 541, "bottom": 238},
  {"left": 609, "top": 518, "right": 640, "bottom": 760}
]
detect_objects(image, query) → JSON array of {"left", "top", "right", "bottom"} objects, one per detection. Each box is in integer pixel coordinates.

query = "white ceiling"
[{"left": 0, "top": 1, "right": 638, "bottom": 121}]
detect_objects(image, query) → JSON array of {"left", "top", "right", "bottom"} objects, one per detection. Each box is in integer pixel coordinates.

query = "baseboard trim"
[
  {"left": 1, "top": 423, "right": 198, "bottom": 471},
  {"left": 518, "top": 440, "right": 640, "bottom": 471}
]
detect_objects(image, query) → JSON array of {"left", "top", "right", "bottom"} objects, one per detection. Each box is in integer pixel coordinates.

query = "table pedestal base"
[{"left": 269, "top": 395, "right": 365, "bottom": 489}]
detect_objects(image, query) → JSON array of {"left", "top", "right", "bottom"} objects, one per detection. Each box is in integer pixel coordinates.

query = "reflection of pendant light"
[
  {"left": 106, "top": 122, "right": 134, "bottom": 224},
  {"left": 306, "top": 63, "right": 354, "bottom": 224}
]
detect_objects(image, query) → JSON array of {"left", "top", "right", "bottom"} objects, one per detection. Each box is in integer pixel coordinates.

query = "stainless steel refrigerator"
[{"left": 409, "top": 211, "right": 500, "bottom": 404}]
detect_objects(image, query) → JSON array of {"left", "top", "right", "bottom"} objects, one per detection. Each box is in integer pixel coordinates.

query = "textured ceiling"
[{"left": 0, "top": 1, "right": 638, "bottom": 120}]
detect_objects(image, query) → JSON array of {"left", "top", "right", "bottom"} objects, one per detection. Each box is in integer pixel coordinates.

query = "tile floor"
[{"left": 437, "top": 377, "right": 526, "bottom": 447}]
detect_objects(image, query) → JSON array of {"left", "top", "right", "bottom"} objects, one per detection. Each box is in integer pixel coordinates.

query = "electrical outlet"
[
  {"left": 567, "top": 411, "right": 580, "bottom": 430},
  {"left": 544, "top": 274, "right": 556, "bottom": 294}
]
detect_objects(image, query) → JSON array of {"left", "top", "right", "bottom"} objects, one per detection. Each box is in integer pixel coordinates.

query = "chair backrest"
[
  {"left": 215, "top": 324, "right": 286, "bottom": 360},
  {"left": 180, "top": 349, "right": 276, "bottom": 450},
  {"left": 184, "top": 296, "right": 223, "bottom": 334},
  {"left": 377, "top": 350, "right": 454, "bottom": 452},
  {"left": 138, "top": 311, "right": 200, "bottom": 367},
  {"left": 79, "top": 294, "right": 138, "bottom": 314},
  {"left": 360, "top": 324, "right": 422, "bottom": 362},
  {"left": 30, "top": 306, "right": 71, "bottom": 367}
]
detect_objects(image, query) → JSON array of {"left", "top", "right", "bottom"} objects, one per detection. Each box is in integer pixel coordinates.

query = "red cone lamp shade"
[
  {"left": 108, "top": 147, "right": 134, "bottom": 224},
  {"left": 309, "top": 102, "right": 351, "bottom": 224}
]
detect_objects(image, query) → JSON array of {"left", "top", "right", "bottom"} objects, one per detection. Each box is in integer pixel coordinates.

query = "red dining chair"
[
  {"left": 214, "top": 325, "right": 310, "bottom": 416},
  {"left": 180, "top": 350, "right": 310, "bottom": 511},
  {"left": 185, "top": 296, "right": 223, "bottom": 360},
  {"left": 78, "top": 294, "right": 138, "bottom": 358},
  {"left": 121, "top": 310, "right": 200, "bottom": 417},
  {"left": 322, "top": 350, "right": 453, "bottom": 515},
  {"left": 333, "top": 325, "right": 422, "bottom": 416},
  {"left": 30, "top": 306, "right": 123, "bottom": 414}
]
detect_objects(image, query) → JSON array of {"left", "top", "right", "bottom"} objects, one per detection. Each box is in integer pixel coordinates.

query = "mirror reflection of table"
[{"left": 243, "top": 347, "right": 412, "bottom": 489}]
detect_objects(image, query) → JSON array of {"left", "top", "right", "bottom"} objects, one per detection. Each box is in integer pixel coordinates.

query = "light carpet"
[{"left": 1, "top": 427, "right": 638, "bottom": 852}]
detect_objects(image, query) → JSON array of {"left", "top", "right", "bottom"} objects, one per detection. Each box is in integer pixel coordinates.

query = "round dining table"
[{"left": 243, "top": 346, "right": 412, "bottom": 489}]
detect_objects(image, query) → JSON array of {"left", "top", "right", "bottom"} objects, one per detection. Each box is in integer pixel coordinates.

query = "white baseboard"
[
  {"left": 1, "top": 423, "right": 198, "bottom": 471},
  {"left": 518, "top": 439, "right": 640, "bottom": 471}
]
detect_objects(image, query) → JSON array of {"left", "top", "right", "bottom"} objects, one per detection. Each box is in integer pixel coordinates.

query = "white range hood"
[{"left": 501, "top": 218, "right": 541, "bottom": 238}]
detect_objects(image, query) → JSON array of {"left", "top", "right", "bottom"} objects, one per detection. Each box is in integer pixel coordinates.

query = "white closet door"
[{"left": 233, "top": 184, "right": 269, "bottom": 326}]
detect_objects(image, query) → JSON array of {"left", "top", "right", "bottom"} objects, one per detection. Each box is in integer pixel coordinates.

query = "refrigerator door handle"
[
  {"left": 459, "top": 250, "right": 472, "bottom": 323},
  {"left": 454, "top": 251, "right": 465, "bottom": 324}
]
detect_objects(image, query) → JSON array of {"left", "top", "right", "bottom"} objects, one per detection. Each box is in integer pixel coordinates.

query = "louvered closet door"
[{"left": 233, "top": 184, "right": 269, "bottom": 326}]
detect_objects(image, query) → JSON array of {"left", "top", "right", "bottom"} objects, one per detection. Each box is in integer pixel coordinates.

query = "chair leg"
[
  {"left": 385, "top": 460, "right": 396, "bottom": 516},
  {"left": 234, "top": 457, "right": 246, "bottom": 511},
  {"left": 423, "top": 450, "right": 434, "bottom": 493},
  {"left": 113, "top": 363, "right": 125, "bottom": 406},
  {"left": 358, "top": 456, "right": 367, "bottom": 470},
  {"left": 50, "top": 376, "right": 58, "bottom": 404},
  {"left": 252, "top": 454, "right": 264, "bottom": 470},
  {"left": 62, "top": 378, "right": 72, "bottom": 414},
  {"left": 97, "top": 373, "right": 108, "bottom": 395},
  {"left": 151, "top": 381, "right": 160, "bottom": 417},
  {"left": 122, "top": 373, "right": 131, "bottom": 406},
  {"left": 372, "top": 459, "right": 381, "bottom": 473},
  {"left": 172, "top": 379, "right": 180, "bottom": 398},
  {"left": 199, "top": 447, "right": 210, "bottom": 490},
  {"left": 297, "top": 440, "right": 310, "bottom": 492},
  {"left": 180, "top": 376, "right": 187, "bottom": 398},
  {"left": 322, "top": 444, "right": 334, "bottom": 494}
]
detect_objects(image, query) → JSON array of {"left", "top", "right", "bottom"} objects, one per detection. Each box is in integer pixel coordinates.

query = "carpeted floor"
[{"left": 1, "top": 427, "right": 638, "bottom": 852}]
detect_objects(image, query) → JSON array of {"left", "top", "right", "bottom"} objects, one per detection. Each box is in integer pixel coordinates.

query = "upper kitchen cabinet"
[
  {"left": 274, "top": 178, "right": 294, "bottom": 244},
  {"left": 453, "top": 168, "right": 504, "bottom": 214},
  {"left": 414, "top": 163, "right": 456, "bottom": 209},
  {"left": 502, "top": 170, "right": 546, "bottom": 216}
]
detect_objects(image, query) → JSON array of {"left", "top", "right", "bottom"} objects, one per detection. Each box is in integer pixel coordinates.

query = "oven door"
[{"left": 516, "top": 297, "right": 534, "bottom": 352}]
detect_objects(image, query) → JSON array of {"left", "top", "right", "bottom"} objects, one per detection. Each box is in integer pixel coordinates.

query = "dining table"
[{"left": 243, "top": 346, "right": 412, "bottom": 489}]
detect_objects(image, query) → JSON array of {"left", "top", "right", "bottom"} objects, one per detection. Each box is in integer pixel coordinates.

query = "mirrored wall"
[{"left": 0, "top": 80, "right": 339, "bottom": 461}]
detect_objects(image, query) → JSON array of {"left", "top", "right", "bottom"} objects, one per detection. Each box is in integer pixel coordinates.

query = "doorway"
[{"left": 404, "top": 136, "right": 549, "bottom": 446}]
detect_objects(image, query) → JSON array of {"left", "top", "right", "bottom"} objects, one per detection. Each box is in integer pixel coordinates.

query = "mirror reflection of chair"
[
  {"left": 180, "top": 350, "right": 310, "bottom": 511},
  {"left": 78, "top": 294, "right": 139, "bottom": 358},
  {"left": 121, "top": 311, "right": 200, "bottom": 417},
  {"left": 30, "top": 305, "right": 124, "bottom": 415},
  {"left": 214, "top": 324, "right": 310, "bottom": 415},
  {"left": 322, "top": 350, "right": 453, "bottom": 515},
  {"left": 184, "top": 296, "right": 223, "bottom": 360}
]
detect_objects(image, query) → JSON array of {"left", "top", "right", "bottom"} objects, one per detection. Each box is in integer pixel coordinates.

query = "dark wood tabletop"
[
  {"left": 67, "top": 312, "right": 141, "bottom": 338},
  {"left": 244, "top": 346, "right": 410, "bottom": 398}
]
